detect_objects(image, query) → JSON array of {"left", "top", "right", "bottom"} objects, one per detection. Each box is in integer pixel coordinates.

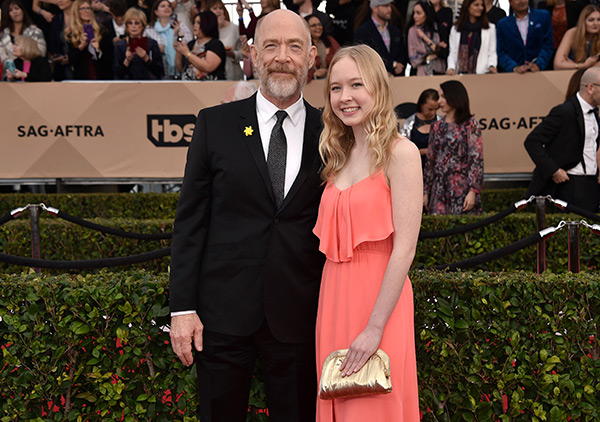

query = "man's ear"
[
  {"left": 307, "top": 44, "right": 317, "bottom": 70},
  {"left": 250, "top": 44, "right": 258, "bottom": 68}
]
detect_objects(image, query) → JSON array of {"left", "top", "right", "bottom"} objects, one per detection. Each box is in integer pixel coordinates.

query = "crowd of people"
[{"left": 2, "top": 0, "right": 599, "bottom": 81}]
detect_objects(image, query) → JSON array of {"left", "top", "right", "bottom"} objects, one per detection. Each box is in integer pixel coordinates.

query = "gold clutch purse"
[{"left": 318, "top": 348, "right": 392, "bottom": 400}]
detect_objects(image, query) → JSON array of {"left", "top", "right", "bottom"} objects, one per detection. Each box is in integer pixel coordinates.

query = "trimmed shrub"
[
  {"left": 1, "top": 211, "right": 598, "bottom": 274},
  {"left": 2, "top": 271, "right": 599, "bottom": 421},
  {"left": 0, "top": 189, "right": 532, "bottom": 220}
]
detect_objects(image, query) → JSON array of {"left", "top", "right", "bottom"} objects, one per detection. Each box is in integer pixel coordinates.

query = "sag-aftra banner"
[{"left": 0, "top": 70, "right": 574, "bottom": 179}]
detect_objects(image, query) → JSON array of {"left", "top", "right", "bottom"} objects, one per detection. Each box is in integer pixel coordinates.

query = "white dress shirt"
[
  {"left": 567, "top": 93, "right": 598, "bottom": 176},
  {"left": 255, "top": 88, "right": 306, "bottom": 197}
]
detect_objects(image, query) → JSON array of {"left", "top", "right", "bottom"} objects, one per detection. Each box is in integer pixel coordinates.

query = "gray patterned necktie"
[{"left": 267, "top": 110, "right": 288, "bottom": 208}]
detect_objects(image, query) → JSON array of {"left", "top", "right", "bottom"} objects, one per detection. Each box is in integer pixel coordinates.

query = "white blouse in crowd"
[{"left": 447, "top": 23, "right": 497, "bottom": 75}]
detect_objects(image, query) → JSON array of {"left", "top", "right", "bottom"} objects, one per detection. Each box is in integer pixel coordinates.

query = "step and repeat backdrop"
[{"left": 0, "top": 71, "right": 574, "bottom": 179}]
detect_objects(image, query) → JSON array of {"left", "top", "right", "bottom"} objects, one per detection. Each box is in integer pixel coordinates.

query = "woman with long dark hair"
[
  {"left": 424, "top": 80, "right": 483, "bottom": 214},
  {"left": 407, "top": 1, "right": 446, "bottom": 75},
  {"left": 0, "top": 0, "right": 46, "bottom": 79},
  {"left": 447, "top": 0, "right": 497, "bottom": 75},
  {"left": 174, "top": 10, "right": 225, "bottom": 80},
  {"left": 305, "top": 13, "right": 340, "bottom": 81}
]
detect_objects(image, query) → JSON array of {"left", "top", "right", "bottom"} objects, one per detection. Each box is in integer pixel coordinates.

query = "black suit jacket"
[
  {"left": 524, "top": 96, "right": 595, "bottom": 196},
  {"left": 170, "top": 94, "right": 325, "bottom": 344},
  {"left": 354, "top": 18, "right": 408, "bottom": 75}
]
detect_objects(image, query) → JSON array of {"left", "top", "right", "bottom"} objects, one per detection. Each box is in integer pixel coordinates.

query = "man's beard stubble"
[{"left": 257, "top": 60, "right": 309, "bottom": 102}]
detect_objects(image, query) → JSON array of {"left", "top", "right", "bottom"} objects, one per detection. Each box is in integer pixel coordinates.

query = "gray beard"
[{"left": 258, "top": 65, "right": 308, "bottom": 102}]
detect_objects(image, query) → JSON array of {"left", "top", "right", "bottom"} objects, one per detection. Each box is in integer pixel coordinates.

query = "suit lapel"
[
  {"left": 278, "top": 102, "right": 321, "bottom": 213},
  {"left": 571, "top": 96, "right": 585, "bottom": 143},
  {"left": 241, "top": 95, "right": 276, "bottom": 204}
]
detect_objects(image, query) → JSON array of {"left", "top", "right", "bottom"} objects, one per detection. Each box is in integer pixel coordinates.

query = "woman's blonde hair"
[
  {"left": 319, "top": 44, "right": 399, "bottom": 182},
  {"left": 14, "top": 35, "right": 41, "bottom": 60},
  {"left": 572, "top": 5, "right": 600, "bottom": 63},
  {"left": 124, "top": 7, "right": 148, "bottom": 33},
  {"left": 65, "top": 0, "right": 102, "bottom": 46}
]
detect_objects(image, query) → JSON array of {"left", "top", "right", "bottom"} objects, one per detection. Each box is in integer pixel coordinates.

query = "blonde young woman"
[
  {"left": 64, "top": 0, "right": 113, "bottom": 79},
  {"left": 554, "top": 5, "right": 600, "bottom": 70},
  {"left": 314, "top": 44, "right": 421, "bottom": 421}
]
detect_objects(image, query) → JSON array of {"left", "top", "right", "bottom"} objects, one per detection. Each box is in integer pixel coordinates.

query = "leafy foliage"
[{"left": 2, "top": 271, "right": 600, "bottom": 421}]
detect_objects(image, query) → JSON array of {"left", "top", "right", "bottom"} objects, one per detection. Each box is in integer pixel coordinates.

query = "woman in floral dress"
[{"left": 424, "top": 80, "right": 484, "bottom": 214}]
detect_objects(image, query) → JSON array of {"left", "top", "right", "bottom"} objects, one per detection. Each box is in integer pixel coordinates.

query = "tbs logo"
[{"left": 147, "top": 115, "right": 195, "bottom": 147}]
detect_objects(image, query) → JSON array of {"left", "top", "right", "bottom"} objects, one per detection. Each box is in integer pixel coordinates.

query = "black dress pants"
[
  {"left": 195, "top": 319, "right": 317, "bottom": 422},
  {"left": 555, "top": 175, "right": 600, "bottom": 212}
]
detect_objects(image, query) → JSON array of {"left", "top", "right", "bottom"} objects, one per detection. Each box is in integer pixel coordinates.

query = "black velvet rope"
[
  {"left": 419, "top": 205, "right": 517, "bottom": 239},
  {"left": 0, "top": 247, "right": 171, "bottom": 269},
  {"left": 0, "top": 213, "right": 14, "bottom": 227},
  {"left": 433, "top": 232, "right": 542, "bottom": 271},
  {"left": 55, "top": 211, "right": 172, "bottom": 240},
  {"left": 560, "top": 203, "right": 600, "bottom": 224}
]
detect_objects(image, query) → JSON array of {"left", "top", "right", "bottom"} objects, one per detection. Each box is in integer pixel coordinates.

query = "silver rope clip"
[
  {"left": 40, "top": 203, "right": 59, "bottom": 215},
  {"left": 10, "top": 204, "right": 31, "bottom": 216},
  {"left": 539, "top": 220, "right": 566, "bottom": 238},
  {"left": 514, "top": 196, "right": 534, "bottom": 209},
  {"left": 548, "top": 197, "right": 568, "bottom": 209}
]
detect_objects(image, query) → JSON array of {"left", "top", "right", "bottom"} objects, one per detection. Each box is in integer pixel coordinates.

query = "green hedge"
[
  {"left": 0, "top": 189, "right": 530, "bottom": 219},
  {"left": 2, "top": 271, "right": 599, "bottom": 421},
  {"left": 1, "top": 212, "right": 598, "bottom": 274}
]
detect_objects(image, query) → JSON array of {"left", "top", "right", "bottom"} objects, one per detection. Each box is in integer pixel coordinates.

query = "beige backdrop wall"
[{"left": 0, "top": 70, "right": 574, "bottom": 179}]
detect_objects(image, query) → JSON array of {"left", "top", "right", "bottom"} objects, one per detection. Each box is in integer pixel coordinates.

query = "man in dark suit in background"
[
  {"left": 496, "top": 0, "right": 553, "bottom": 73},
  {"left": 354, "top": 0, "right": 408, "bottom": 76},
  {"left": 524, "top": 67, "right": 600, "bottom": 212},
  {"left": 169, "top": 9, "right": 324, "bottom": 422}
]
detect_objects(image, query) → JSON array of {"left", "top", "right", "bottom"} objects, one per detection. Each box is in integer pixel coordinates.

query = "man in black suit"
[
  {"left": 169, "top": 9, "right": 324, "bottom": 422},
  {"left": 524, "top": 67, "right": 600, "bottom": 212},
  {"left": 354, "top": 0, "right": 408, "bottom": 76}
]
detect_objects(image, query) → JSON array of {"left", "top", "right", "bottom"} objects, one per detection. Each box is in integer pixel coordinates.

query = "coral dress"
[{"left": 313, "top": 171, "right": 420, "bottom": 421}]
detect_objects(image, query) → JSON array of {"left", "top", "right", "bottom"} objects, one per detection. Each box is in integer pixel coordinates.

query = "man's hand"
[
  {"left": 552, "top": 168, "right": 570, "bottom": 184},
  {"left": 393, "top": 61, "right": 404, "bottom": 75},
  {"left": 170, "top": 313, "right": 204, "bottom": 366}
]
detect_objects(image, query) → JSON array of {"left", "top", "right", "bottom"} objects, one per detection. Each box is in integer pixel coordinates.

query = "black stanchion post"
[
  {"left": 567, "top": 222, "right": 580, "bottom": 273},
  {"left": 29, "top": 205, "right": 41, "bottom": 273},
  {"left": 535, "top": 197, "right": 546, "bottom": 273}
]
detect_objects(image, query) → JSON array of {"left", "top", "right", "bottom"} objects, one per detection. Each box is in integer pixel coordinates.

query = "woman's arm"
[
  {"left": 486, "top": 25, "right": 497, "bottom": 72},
  {"left": 446, "top": 26, "right": 459, "bottom": 74},
  {"left": 339, "top": 139, "right": 423, "bottom": 376},
  {"left": 465, "top": 118, "right": 483, "bottom": 204},
  {"left": 407, "top": 26, "right": 426, "bottom": 69},
  {"left": 554, "top": 28, "right": 577, "bottom": 70},
  {"left": 33, "top": 0, "right": 55, "bottom": 22}
]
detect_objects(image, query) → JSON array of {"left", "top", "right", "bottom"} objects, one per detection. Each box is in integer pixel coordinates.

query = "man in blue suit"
[
  {"left": 354, "top": 0, "right": 408, "bottom": 76},
  {"left": 496, "top": 0, "right": 554, "bottom": 73}
]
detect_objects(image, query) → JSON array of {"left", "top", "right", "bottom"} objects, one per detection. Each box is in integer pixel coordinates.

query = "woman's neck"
[
  {"left": 469, "top": 15, "right": 477, "bottom": 23},
  {"left": 158, "top": 16, "right": 170, "bottom": 26},
  {"left": 81, "top": 18, "right": 90, "bottom": 24},
  {"left": 12, "top": 21, "right": 23, "bottom": 35},
  {"left": 444, "top": 111, "right": 455, "bottom": 123},
  {"left": 219, "top": 20, "right": 229, "bottom": 29},
  {"left": 197, "top": 35, "right": 210, "bottom": 44},
  {"left": 433, "top": 3, "right": 441, "bottom": 12}
]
